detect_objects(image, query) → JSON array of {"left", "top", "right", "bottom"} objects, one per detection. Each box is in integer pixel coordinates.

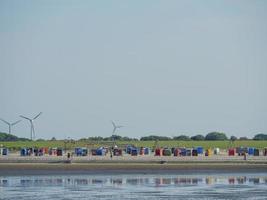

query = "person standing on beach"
[{"left": 243, "top": 152, "right": 247, "bottom": 160}]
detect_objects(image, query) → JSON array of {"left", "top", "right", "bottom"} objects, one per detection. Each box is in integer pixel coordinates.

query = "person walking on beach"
[{"left": 110, "top": 147, "right": 113, "bottom": 159}]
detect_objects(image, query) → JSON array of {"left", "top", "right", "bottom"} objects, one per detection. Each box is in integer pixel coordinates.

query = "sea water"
[{"left": 0, "top": 173, "right": 267, "bottom": 199}]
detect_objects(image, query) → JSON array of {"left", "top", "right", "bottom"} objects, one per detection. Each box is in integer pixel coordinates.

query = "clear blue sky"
[{"left": 0, "top": 0, "right": 266, "bottom": 139}]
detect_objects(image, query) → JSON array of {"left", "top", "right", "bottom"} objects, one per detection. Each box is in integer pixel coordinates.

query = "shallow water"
[{"left": 1, "top": 173, "right": 267, "bottom": 200}]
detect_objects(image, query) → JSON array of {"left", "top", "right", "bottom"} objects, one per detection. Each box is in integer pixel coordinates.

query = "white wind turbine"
[
  {"left": 111, "top": 121, "right": 123, "bottom": 134},
  {"left": 20, "top": 112, "right": 42, "bottom": 140},
  {"left": 0, "top": 118, "right": 21, "bottom": 134},
  {"left": 111, "top": 120, "right": 124, "bottom": 143}
]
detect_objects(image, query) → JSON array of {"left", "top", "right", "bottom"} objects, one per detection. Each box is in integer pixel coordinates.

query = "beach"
[{"left": 0, "top": 155, "right": 267, "bottom": 175}]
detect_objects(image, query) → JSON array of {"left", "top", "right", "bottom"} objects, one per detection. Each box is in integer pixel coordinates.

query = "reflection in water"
[
  {"left": 228, "top": 177, "right": 235, "bottom": 184},
  {"left": 0, "top": 179, "right": 8, "bottom": 186},
  {"left": 126, "top": 178, "right": 139, "bottom": 185},
  {"left": 110, "top": 178, "right": 123, "bottom": 185},
  {"left": 92, "top": 179, "right": 105, "bottom": 184},
  {"left": 206, "top": 177, "right": 213, "bottom": 185},
  {"left": 249, "top": 178, "right": 260, "bottom": 184},
  {"left": 1, "top": 174, "right": 267, "bottom": 200},
  {"left": 74, "top": 178, "right": 88, "bottom": 185},
  {"left": 236, "top": 177, "right": 246, "bottom": 184},
  {"left": 1, "top": 175, "right": 266, "bottom": 187}
]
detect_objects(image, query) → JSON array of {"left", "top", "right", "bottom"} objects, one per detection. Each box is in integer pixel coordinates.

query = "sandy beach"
[
  {"left": 0, "top": 155, "right": 267, "bottom": 175},
  {"left": 1, "top": 154, "right": 267, "bottom": 163}
]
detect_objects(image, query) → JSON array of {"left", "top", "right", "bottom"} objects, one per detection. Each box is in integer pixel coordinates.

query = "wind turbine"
[
  {"left": 0, "top": 118, "right": 21, "bottom": 134},
  {"left": 20, "top": 112, "right": 42, "bottom": 140},
  {"left": 111, "top": 121, "right": 123, "bottom": 134},
  {"left": 110, "top": 120, "right": 124, "bottom": 144}
]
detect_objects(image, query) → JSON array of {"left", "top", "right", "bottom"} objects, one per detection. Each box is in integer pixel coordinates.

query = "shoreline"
[
  {"left": 1, "top": 155, "right": 267, "bottom": 175},
  {"left": 0, "top": 162, "right": 267, "bottom": 176}
]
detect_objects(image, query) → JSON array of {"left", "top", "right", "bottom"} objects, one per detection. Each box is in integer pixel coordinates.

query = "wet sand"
[{"left": 0, "top": 162, "right": 267, "bottom": 176}]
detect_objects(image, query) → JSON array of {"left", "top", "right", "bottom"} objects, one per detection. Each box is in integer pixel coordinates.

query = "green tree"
[
  {"left": 104, "top": 135, "right": 123, "bottom": 141},
  {"left": 205, "top": 132, "right": 228, "bottom": 140},
  {"left": 140, "top": 135, "right": 172, "bottom": 141},
  {"left": 253, "top": 133, "right": 267, "bottom": 140},
  {"left": 190, "top": 135, "right": 205, "bottom": 141},
  {"left": 173, "top": 135, "right": 191, "bottom": 141},
  {"left": 0, "top": 132, "right": 30, "bottom": 141},
  {"left": 230, "top": 136, "right": 237, "bottom": 141}
]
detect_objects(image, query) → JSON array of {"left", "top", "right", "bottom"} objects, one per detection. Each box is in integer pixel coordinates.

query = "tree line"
[
  {"left": 85, "top": 132, "right": 267, "bottom": 141},
  {"left": 141, "top": 132, "right": 267, "bottom": 141},
  {"left": 0, "top": 132, "right": 30, "bottom": 142},
  {"left": 1, "top": 132, "right": 267, "bottom": 142}
]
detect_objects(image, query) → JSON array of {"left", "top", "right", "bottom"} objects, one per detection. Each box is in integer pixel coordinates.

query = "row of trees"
[
  {"left": 86, "top": 135, "right": 138, "bottom": 141},
  {"left": 1, "top": 132, "right": 267, "bottom": 142},
  {"left": 81, "top": 132, "right": 267, "bottom": 141},
  {"left": 141, "top": 132, "right": 267, "bottom": 141},
  {"left": 0, "top": 132, "right": 30, "bottom": 142},
  {"left": 140, "top": 132, "right": 228, "bottom": 141}
]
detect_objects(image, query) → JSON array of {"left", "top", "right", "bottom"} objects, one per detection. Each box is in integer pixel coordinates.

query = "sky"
[{"left": 0, "top": 0, "right": 267, "bottom": 140}]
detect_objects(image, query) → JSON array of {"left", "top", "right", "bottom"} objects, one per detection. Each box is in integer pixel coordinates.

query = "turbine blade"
[
  {"left": 0, "top": 118, "right": 10, "bottom": 125},
  {"left": 20, "top": 115, "right": 31, "bottom": 121},
  {"left": 11, "top": 120, "right": 21, "bottom": 126},
  {"left": 111, "top": 121, "right": 116, "bottom": 128},
  {"left": 33, "top": 112, "right": 42, "bottom": 120}
]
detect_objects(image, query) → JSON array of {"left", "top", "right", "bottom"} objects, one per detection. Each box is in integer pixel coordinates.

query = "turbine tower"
[
  {"left": 20, "top": 112, "right": 42, "bottom": 140},
  {"left": 111, "top": 121, "right": 123, "bottom": 134},
  {"left": 0, "top": 118, "right": 21, "bottom": 134}
]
